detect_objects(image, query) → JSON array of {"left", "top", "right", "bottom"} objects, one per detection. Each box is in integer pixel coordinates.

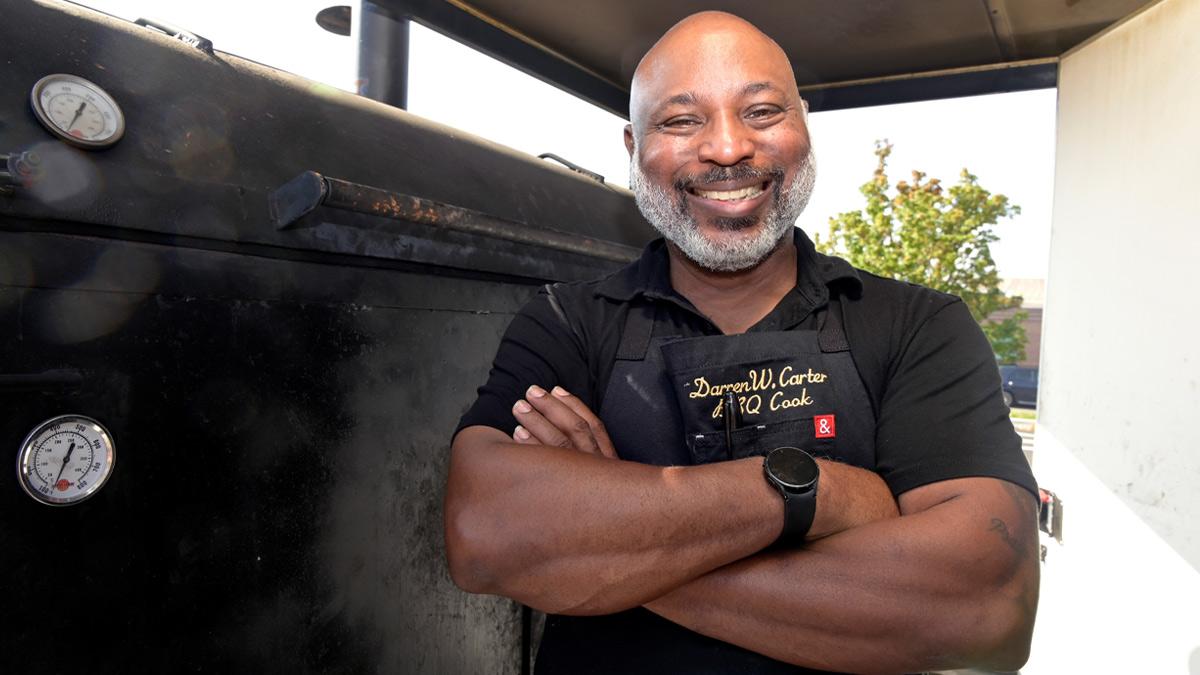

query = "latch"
[
  {"left": 0, "top": 151, "right": 43, "bottom": 197},
  {"left": 135, "top": 17, "right": 214, "bottom": 54}
]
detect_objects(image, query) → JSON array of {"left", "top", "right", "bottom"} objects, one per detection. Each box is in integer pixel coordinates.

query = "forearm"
[
  {"left": 446, "top": 419, "right": 898, "bottom": 615},
  {"left": 444, "top": 426, "right": 782, "bottom": 614},
  {"left": 807, "top": 458, "right": 898, "bottom": 539},
  {"left": 645, "top": 479, "right": 1039, "bottom": 673}
]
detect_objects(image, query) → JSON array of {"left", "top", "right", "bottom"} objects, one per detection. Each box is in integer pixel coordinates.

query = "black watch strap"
[
  {"left": 763, "top": 446, "right": 819, "bottom": 546},
  {"left": 779, "top": 485, "right": 817, "bottom": 544}
]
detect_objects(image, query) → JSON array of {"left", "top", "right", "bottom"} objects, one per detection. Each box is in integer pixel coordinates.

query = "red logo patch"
[{"left": 814, "top": 415, "right": 836, "bottom": 439}]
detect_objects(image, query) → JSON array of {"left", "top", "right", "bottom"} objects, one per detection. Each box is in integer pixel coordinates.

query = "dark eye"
[
  {"left": 662, "top": 116, "right": 700, "bottom": 129},
  {"left": 746, "top": 106, "right": 783, "bottom": 120}
]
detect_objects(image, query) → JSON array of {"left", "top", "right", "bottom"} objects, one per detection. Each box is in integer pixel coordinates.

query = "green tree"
[{"left": 816, "top": 141, "right": 1027, "bottom": 363}]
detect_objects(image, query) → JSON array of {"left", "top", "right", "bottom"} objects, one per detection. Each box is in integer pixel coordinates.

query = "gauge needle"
[
  {"left": 66, "top": 101, "right": 87, "bottom": 131},
  {"left": 54, "top": 442, "right": 76, "bottom": 485}
]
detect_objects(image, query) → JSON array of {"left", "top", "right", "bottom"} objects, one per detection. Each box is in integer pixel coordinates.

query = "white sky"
[{"left": 77, "top": 0, "right": 1055, "bottom": 279}]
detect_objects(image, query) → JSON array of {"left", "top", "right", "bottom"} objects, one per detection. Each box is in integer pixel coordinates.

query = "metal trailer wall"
[
  {"left": 0, "top": 2, "right": 652, "bottom": 673},
  {"left": 1029, "top": 0, "right": 1200, "bottom": 672}
]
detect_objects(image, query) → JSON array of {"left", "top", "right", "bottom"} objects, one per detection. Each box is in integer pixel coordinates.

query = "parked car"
[{"left": 999, "top": 365, "right": 1040, "bottom": 408}]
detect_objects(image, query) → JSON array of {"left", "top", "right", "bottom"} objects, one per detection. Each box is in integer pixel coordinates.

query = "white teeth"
[{"left": 694, "top": 184, "right": 765, "bottom": 201}]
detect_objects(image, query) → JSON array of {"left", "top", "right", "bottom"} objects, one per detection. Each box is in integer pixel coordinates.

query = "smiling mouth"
[{"left": 688, "top": 181, "right": 770, "bottom": 202}]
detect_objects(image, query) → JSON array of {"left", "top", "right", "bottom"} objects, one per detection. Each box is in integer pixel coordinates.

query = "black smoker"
[{"left": 0, "top": 2, "right": 652, "bottom": 673}]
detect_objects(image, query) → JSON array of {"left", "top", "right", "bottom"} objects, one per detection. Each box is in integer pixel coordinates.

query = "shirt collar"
[{"left": 595, "top": 228, "right": 863, "bottom": 304}]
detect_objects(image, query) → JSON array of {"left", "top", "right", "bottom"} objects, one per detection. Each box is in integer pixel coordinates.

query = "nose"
[{"left": 697, "top": 111, "right": 755, "bottom": 166}]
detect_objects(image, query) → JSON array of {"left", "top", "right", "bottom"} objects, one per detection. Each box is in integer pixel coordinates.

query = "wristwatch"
[{"left": 763, "top": 446, "right": 819, "bottom": 545}]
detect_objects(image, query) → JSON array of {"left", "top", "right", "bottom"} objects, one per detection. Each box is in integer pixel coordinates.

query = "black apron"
[{"left": 536, "top": 295, "right": 878, "bottom": 674}]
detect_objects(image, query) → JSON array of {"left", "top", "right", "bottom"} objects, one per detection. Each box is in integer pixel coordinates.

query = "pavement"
[{"left": 1011, "top": 413, "right": 1037, "bottom": 464}]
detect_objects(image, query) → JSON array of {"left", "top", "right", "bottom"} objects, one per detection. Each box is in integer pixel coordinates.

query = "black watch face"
[{"left": 768, "top": 447, "right": 818, "bottom": 490}]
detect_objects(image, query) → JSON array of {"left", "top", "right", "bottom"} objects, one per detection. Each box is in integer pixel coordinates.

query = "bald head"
[
  {"left": 623, "top": 11, "right": 816, "bottom": 273},
  {"left": 629, "top": 11, "right": 802, "bottom": 137}
]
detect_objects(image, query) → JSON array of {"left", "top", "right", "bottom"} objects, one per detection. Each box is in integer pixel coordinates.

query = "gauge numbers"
[
  {"left": 18, "top": 415, "right": 116, "bottom": 506},
  {"left": 30, "top": 74, "right": 126, "bottom": 149}
]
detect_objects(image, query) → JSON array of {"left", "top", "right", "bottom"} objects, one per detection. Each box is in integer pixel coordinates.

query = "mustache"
[{"left": 674, "top": 164, "right": 786, "bottom": 192}]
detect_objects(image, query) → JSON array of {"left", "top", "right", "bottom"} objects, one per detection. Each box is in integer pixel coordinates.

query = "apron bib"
[
  {"left": 536, "top": 295, "right": 878, "bottom": 675},
  {"left": 599, "top": 296, "right": 876, "bottom": 469}
]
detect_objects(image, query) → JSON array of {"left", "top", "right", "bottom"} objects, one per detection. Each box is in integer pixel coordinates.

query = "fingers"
[
  {"left": 515, "top": 386, "right": 600, "bottom": 454},
  {"left": 546, "top": 386, "right": 618, "bottom": 459},
  {"left": 512, "top": 424, "right": 538, "bottom": 445},
  {"left": 512, "top": 394, "right": 579, "bottom": 451},
  {"left": 511, "top": 385, "right": 614, "bottom": 457}
]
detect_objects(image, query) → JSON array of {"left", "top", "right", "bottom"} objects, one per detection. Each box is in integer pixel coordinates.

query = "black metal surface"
[
  {"left": 318, "top": 176, "right": 640, "bottom": 263},
  {"left": 0, "top": 229, "right": 530, "bottom": 673},
  {"left": 357, "top": 1, "right": 410, "bottom": 109},
  {"left": 0, "top": 1, "right": 654, "bottom": 283},
  {"left": 271, "top": 171, "right": 640, "bottom": 264},
  {"left": 270, "top": 170, "right": 329, "bottom": 229},
  {"left": 802, "top": 60, "right": 1059, "bottom": 112},
  {"left": 380, "top": 0, "right": 1150, "bottom": 118},
  {"left": 317, "top": 5, "right": 353, "bottom": 37},
  {"left": 0, "top": 369, "right": 84, "bottom": 393},
  {"left": 0, "top": 1, "right": 655, "bottom": 673}
]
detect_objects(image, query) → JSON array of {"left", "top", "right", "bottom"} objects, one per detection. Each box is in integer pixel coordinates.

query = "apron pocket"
[{"left": 687, "top": 417, "right": 836, "bottom": 465}]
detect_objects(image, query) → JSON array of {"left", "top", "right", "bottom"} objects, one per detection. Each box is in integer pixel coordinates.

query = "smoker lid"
[{"left": 379, "top": 0, "right": 1155, "bottom": 115}]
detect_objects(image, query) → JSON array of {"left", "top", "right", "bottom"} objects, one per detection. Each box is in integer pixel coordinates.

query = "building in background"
[{"left": 995, "top": 277, "right": 1045, "bottom": 367}]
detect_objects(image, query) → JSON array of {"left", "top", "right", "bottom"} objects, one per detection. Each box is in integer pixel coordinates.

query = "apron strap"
[
  {"left": 818, "top": 295, "right": 851, "bottom": 353},
  {"left": 818, "top": 292, "right": 879, "bottom": 423},
  {"left": 615, "top": 300, "right": 659, "bottom": 361}
]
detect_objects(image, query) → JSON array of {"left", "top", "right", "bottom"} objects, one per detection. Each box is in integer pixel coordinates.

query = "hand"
[{"left": 511, "top": 385, "right": 618, "bottom": 459}]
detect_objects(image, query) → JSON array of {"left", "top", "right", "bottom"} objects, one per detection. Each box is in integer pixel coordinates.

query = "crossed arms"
[{"left": 444, "top": 385, "right": 1039, "bottom": 673}]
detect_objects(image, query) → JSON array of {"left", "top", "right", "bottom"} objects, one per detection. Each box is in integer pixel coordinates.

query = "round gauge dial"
[
  {"left": 17, "top": 415, "right": 116, "bottom": 506},
  {"left": 29, "top": 74, "right": 126, "bottom": 149}
]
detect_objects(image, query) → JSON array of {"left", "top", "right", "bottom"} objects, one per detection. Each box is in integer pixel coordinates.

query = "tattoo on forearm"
[
  {"left": 988, "top": 518, "right": 1023, "bottom": 555},
  {"left": 990, "top": 481, "right": 1042, "bottom": 630},
  {"left": 988, "top": 481, "right": 1039, "bottom": 560}
]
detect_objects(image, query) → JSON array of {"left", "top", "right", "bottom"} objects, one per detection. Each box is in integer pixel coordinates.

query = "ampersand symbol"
[{"left": 814, "top": 415, "right": 836, "bottom": 438}]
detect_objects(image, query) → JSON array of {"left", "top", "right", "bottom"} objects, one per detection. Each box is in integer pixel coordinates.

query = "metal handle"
[
  {"left": 135, "top": 17, "right": 214, "bottom": 54},
  {"left": 0, "top": 369, "right": 84, "bottom": 393},
  {"left": 538, "top": 153, "right": 605, "bottom": 184},
  {"left": 267, "top": 171, "right": 640, "bottom": 264}
]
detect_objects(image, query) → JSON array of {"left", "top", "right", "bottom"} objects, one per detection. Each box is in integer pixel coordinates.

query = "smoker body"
[{"left": 0, "top": 2, "right": 652, "bottom": 672}]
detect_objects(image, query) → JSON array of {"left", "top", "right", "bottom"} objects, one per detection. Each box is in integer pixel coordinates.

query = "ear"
[{"left": 623, "top": 124, "right": 636, "bottom": 158}]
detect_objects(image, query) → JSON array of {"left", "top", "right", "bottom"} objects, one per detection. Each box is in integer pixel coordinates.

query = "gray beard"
[{"left": 628, "top": 147, "right": 817, "bottom": 272}]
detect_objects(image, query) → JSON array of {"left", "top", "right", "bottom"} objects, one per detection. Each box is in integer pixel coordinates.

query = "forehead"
[{"left": 633, "top": 27, "right": 797, "bottom": 118}]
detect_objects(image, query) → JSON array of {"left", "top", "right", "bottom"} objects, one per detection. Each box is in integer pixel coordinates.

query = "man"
[{"left": 445, "top": 11, "right": 1038, "bottom": 674}]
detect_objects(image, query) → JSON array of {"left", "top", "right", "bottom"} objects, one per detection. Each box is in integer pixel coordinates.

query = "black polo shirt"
[
  {"left": 455, "top": 229, "right": 1037, "bottom": 673},
  {"left": 458, "top": 228, "right": 1035, "bottom": 500}
]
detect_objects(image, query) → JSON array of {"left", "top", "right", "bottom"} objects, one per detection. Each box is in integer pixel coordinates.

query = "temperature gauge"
[
  {"left": 17, "top": 415, "right": 116, "bottom": 506},
  {"left": 29, "top": 74, "right": 125, "bottom": 149}
]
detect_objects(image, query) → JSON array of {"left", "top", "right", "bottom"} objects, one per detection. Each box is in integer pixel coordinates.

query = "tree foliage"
[{"left": 816, "top": 141, "right": 1028, "bottom": 363}]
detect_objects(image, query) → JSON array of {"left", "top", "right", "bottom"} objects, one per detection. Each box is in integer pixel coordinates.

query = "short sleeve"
[
  {"left": 874, "top": 300, "right": 1038, "bottom": 498},
  {"left": 454, "top": 289, "right": 591, "bottom": 439}
]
